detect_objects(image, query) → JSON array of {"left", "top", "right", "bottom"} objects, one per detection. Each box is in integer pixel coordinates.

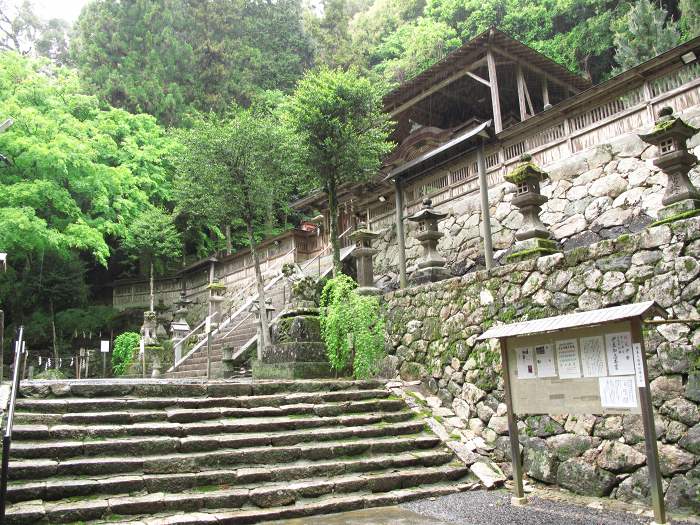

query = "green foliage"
[
  {"left": 71, "top": 0, "right": 313, "bottom": 126},
  {"left": 286, "top": 67, "right": 394, "bottom": 271},
  {"left": 679, "top": 0, "right": 700, "bottom": 40},
  {"left": 319, "top": 274, "right": 386, "bottom": 379},
  {"left": 112, "top": 332, "right": 140, "bottom": 376},
  {"left": 0, "top": 1, "right": 70, "bottom": 63},
  {"left": 121, "top": 207, "right": 182, "bottom": 275},
  {"left": 34, "top": 368, "right": 66, "bottom": 380},
  {"left": 613, "top": 0, "right": 681, "bottom": 73}
]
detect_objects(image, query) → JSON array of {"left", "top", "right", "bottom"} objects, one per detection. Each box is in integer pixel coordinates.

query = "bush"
[
  {"left": 112, "top": 332, "right": 140, "bottom": 376},
  {"left": 34, "top": 369, "right": 66, "bottom": 380},
  {"left": 319, "top": 274, "right": 385, "bottom": 379}
]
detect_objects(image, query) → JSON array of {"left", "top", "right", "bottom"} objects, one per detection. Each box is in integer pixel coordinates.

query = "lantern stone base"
[
  {"left": 252, "top": 358, "right": 334, "bottom": 379},
  {"left": 409, "top": 265, "right": 451, "bottom": 285},
  {"left": 651, "top": 199, "right": 700, "bottom": 225},
  {"left": 356, "top": 285, "right": 383, "bottom": 296},
  {"left": 506, "top": 238, "right": 560, "bottom": 263}
]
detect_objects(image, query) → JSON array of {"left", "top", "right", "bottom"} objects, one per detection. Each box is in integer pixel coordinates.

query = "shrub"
[
  {"left": 319, "top": 274, "right": 385, "bottom": 379},
  {"left": 112, "top": 332, "right": 140, "bottom": 376}
]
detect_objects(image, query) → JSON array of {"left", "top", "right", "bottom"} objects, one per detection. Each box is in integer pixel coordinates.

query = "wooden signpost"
[{"left": 477, "top": 301, "right": 668, "bottom": 524}]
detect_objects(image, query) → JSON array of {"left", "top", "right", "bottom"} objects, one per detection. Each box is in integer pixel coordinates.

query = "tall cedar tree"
[
  {"left": 287, "top": 67, "right": 394, "bottom": 275},
  {"left": 174, "top": 109, "right": 299, "bottom": 353}
]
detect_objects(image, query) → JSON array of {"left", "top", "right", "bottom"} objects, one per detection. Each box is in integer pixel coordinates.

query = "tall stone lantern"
[
  {"left": 505, "top": 154, "right": 559, "bottom": 262},
  {"left": 349, "top": 223, "right": 381, "bottom": 296},
  {"left": 407, "top": 198, "right": 450, "bottom": 284},
  {"left": 639, "top": 106, "right": 700, "bottom": 223},
  {"left": 170, "top": 291, "right": 192, "bottom": 362}
]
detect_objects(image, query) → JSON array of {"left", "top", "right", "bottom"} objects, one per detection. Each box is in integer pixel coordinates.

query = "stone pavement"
[{"left": 271, "top": 490, "right": 700, "bottom": 525}]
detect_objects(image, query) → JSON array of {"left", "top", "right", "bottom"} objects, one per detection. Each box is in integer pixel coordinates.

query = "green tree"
[
  {"left": 0, "top": 0, "right": 70, "bottom": 63},
  {"left": 613, "top": 0, "right": 681, "bottom": 72},
  {"left": 679, "top": 0, "right": 700, "bottom": 40},
  {"left": 287, "top": 67, "right": 394, "bottom": 274},
  {"left": 121, "top": 207, "right": 182, "bottom": 311},
  {"left": 174, "top": 108, "right": 299, "bottom": 352}
]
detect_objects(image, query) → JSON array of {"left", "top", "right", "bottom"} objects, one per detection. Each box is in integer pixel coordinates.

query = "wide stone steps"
[
  {"left": 6, "top": 379, "right": 472, "bottom": 524},
  {"left": 7, "top": 448, "right": 457, "bottom": 504}
]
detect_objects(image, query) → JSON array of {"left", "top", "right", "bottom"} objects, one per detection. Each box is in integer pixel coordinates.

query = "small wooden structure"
[{"left": 478, "top": 301, "right": 668, "bottom": 524}]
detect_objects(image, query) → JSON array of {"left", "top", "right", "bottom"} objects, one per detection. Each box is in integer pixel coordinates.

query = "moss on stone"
[
  {"left": 506, "top": 247, "right": 558, "bottom": 263},
  {"left": 504, "top": 161, "right": 548, "bottom": 184},
  {"left": 650, "top": 209, "right": 700, "bottom": 227}
]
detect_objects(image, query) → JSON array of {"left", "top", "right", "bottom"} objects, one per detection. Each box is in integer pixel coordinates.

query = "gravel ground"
[{"left": 401, "top": 490, "right": 697, "bottom": 525}]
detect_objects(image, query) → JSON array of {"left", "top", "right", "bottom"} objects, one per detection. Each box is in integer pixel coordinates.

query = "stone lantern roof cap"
[
  {"left": 504, "top": 153, "right": 548, "bottom": 184},
  {"left": 407, "top": 198, "right": 448, "bottom": 222},
  {"left": 639, "top": 106, "right": 699, "bottom": 145},
  {"left": 349, "top": 222, "right": 380, "bottom": 240}
]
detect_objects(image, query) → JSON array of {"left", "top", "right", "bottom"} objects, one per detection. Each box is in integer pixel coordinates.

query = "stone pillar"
[
  {"left": 349, "top": 223, "right": 381, "bottom": 296},
  {"left": 505, "top": 154, "right": 559, "bottom": 263},
  {"left": 170, "top": 291, "right": 191, "bottom": 363},
  {"left": 208, "top": 281, "right": 226, "bottom": 330},
  {"left": 406, "top": 199, "right": 450, "bottom": 284},
  {"left": 639, "top": 106, "right": 700, "bottom": 223}
]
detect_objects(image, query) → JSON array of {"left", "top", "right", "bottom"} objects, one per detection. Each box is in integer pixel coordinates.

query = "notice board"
[{"left": 505, "top": 320, "right": 644, "bottom": 415}]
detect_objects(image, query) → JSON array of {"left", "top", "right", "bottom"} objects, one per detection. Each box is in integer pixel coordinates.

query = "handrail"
[
  {"left": 300, "top": 226, "right": 353, "bottom": 273},
  {"left": 0, "top": 326, "right": 24, "bottom": 523}
]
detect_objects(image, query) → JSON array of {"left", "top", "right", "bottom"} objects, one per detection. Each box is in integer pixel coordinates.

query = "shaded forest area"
[{"left": 0, "top": 0, "right": 698, "bottom": 360}]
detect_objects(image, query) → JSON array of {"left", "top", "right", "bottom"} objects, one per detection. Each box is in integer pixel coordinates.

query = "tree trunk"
[
  {"left": 49, "top": 299, "right": 58, "bottom": 365},
  {"left": 149, "top": 260, "right": 155, "bottom": 312},
  {"left": 225, "top": 224, "right": 232, "bottom": 255},
  {"left": 247, "top": 221, "right": 270, "bottom": 359},
  {"left": 327, "top": 178, "right": 341, "bottom": 275}
]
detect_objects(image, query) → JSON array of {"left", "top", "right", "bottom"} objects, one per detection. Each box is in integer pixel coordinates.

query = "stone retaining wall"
[
  {"left": 374, "top": 106, "right": 700, "bottom": 279},
  {"left": 383, "top": 217, "right": 700, "bottom": 513}
]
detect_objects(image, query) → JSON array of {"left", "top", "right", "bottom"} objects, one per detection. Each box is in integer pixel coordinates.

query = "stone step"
[
  {"left": 14, "top": 398, "right": 406, "bottom": 426},
  {"left": 9, "top": 433, "right": 440, "bottom": 481},
  {"left": 14, "top": 410, "right": 413, "bottom": 442},
  {"left": 16, "top": 389, "right": 391, "bottom": 413},
  {"left": 5, "top": 465, "right": 470, "bottom": 524},
  {"left": 11, "top": 419, "right": 425, "bottom": 461},
  {"left": 8, "top": 445, "right": 451, "bottom": 503}
]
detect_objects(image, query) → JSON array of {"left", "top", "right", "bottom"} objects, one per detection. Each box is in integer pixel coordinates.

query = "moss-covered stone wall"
[{"left": 384, "top": 217, "right": 700, "bottom": 513}]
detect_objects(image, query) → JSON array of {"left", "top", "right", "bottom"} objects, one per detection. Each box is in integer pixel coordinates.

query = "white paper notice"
[
  {"left": 516, "top": 347, "right": 536, "bottom": 379},
  {"left": 581, "top": 336, "right": 608, "bottom": 377},
  {"left": 632, "top": 343, "right": 646, "bottom": 386},
  {"left": 605, "top": 332, "right": 635, "bottom": 376},
  {"left": 599, "top": 376, "right": 637, "bottom": 408},
  {"left": 556, "top": 339, "right": 581, "bottom": 379},
  {"left": 535, "top": 344, "right": 556, "bottom": 378},
  {"left": 100, "top": 340, "right": 110, "bottom": 353}
]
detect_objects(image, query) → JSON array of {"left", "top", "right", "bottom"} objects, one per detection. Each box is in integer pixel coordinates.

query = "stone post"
[
  {"left": 170, "top": 291, "right": 192, "bottom": 363},
  {"left": 639, "top": 106, "right": 700, "bottom": 223},
  {"left": 505, "top": 154, "right": 559, "bottom": 263},
  {"left": 349, "top": 223, "right": 381, "bottom": 296},
  {"left": 406, "top": 199, "right": 450, "bottom": 284},
  {"left": 208, "top": 280, "right": 226, "bottom": 330}
]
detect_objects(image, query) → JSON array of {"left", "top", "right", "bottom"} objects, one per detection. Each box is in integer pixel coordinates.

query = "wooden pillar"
[
  {"left": 486, "top": 48, "right": 503, "bottom": 134},
  {"left": 516, "top": 65, "right": 528, "bottom": 122},
  {"left": 500, "top": 338, "right": 526, "bottom": 505},
  {"left": 477, "top": 141, "right": 494, "bottom": 270},
  {"left": 394, "top": 179, "right": 408, "bottom": 289},
  {"left": 542, "top": 76, "right": 550, "bottom": 109}
]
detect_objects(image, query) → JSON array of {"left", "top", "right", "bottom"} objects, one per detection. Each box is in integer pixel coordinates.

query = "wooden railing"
[{"left": 368, "top": 60, "right": 700, "bottom": 230}]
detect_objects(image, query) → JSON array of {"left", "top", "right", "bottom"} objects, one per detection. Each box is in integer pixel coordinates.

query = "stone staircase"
[
  {"left": 166, "top": 249, "right": 349, "bottom": 380},
  {"left": 5, "top": 379, "right": 473, "bottom": 524}
]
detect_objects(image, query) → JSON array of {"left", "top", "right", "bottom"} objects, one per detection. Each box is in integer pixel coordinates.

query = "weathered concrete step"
[
  {"left": 9, "top": 434, "right": 440, "bottom": 480},
  {"left": 7, "top": 447, "right": 454, "bottom": 503},
  {"left": 14, "top": 410, "right": 413, "bottom": 441},
  {"left": 5, "top": 465, "right": 470, "bottom": 524},
  {"left": 8, "top": 479, "right": 472, "bottom": 525},
  {"left": 11, "top": 419, "right": 425, "bottom": 460},
  {"left": 19, "top": 379, "right": 383, "bottom": 399},
  {"left": 16, "top": 389, "right": 390, "bottom": 413},
  {"left": 14, "top": 398, "right": 405, "bottom": 426}
]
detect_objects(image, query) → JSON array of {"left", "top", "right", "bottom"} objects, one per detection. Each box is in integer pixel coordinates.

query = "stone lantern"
[
  {"left": 639, "top": 106, "right": 700, "bottom": 223},
  {"left": 505, "top": 154, "right": 559, "bottom": 262},
  {"left": 349, "top": 222, "right": 381, "bottom": 296},
  {"left": 170, "top": 291, "right": 192, "bottom": 362},
  {"left": 407, "top": 198, "right": 450, "bottom": 284}
]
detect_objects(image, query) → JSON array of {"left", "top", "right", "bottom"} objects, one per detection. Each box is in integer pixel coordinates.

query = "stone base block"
[
  {"left": 262, "top": 342, "right": 327, "bottom": 363},
  {"left": 506, "top": 238, "right": 560, "bottom": 263},
  {"left": 252, "top": 360, "right": 334, "bottom": 379},
  {"left": 409, "top": 266, "right": 451, "bottom": 285},
  {"left": 356, "top": 286, "right": 383, "bottom": 296},
  {"left": 654, "top": 199, "right": 700, "bottom": 223}
]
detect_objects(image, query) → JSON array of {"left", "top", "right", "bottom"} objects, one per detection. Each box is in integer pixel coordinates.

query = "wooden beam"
[
  {"left": 516, "top": 65, "right": 528, "bottom": 121},
  {"left": 542, "top": 76, "right": 550, "bottom": 108},
  {"left": 388, "top": 57, "right": 487, "bottom": 117},
  {"left": 491, "top": 46, "right": 580, "bottom": 93},
  {"left": 486, "top": 48, "right": 503, "bottom": 133},
  {"left": 523, "top": 72, "right": 535, "bottom": 116},
  {"left": 466, "top": 71, "right": 490, "bottom": 88}
]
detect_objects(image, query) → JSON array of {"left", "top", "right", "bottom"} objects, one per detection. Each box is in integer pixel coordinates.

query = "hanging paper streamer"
[{"left": 38, "top": 356, "right": 42, "bottom": 366}]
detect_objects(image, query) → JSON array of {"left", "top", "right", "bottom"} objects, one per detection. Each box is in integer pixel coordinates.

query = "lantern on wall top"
[
  {"left": 349, "top": 223, "right": 381, "bottom": 296},
  {"left": 406, "top": 199, "right": 450, "bottom": 284},
  {"left": 639, "top": 106, "right": 700, "bottom": 223}
]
